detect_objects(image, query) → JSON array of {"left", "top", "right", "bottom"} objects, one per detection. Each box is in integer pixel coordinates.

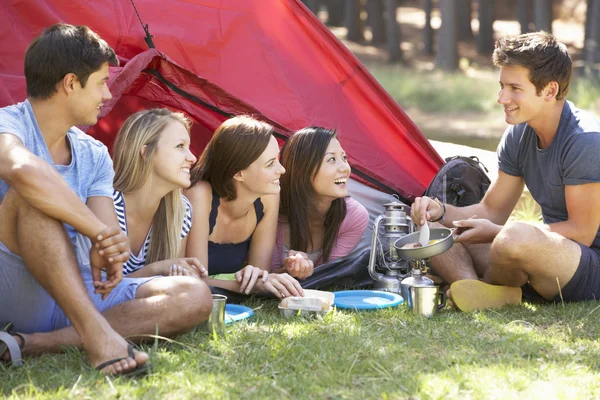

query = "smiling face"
[
  {"left": 151, "top": 120, "right": 197, "bottom": 190},
  {"left": 311, "top": 138, "right": 350, "bottom": 201},
  {"left": 237, "top": 135, "right": 285, "bottom": 196},
  {"left": 68, "top": 62, "right": 112, "bottom": 126},
  {"left": 497, "top": 65, "right": 550, "bottom": 126}
]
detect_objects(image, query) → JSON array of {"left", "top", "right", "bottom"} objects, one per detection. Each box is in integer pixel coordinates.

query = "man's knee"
[
  {"left": 2, "top": 188, "right": 62, "bottom": 226},
  {"left": 172, "top": 279, "right": 212, "bottom": 328},
  {"left": 491, "top": 222, "right": 530, "bottom": 263},
  {"left": 141, "top": 277, "right": 212, "bottom": 328},
  {"left": 0, "top": 188, "right": 67, "bottom": 256}
]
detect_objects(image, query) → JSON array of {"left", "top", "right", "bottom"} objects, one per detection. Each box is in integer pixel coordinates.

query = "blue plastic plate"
[
  {"left": 224, "top": 304, "right": 254, "bottom": 324},
  {"left": 333, "top": 290, "right": 404, "bottom": 310}
]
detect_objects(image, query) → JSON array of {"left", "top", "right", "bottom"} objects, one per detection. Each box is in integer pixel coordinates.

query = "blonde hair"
[{"left": 112, "top": 108, "right": 191, "bottom": 264}]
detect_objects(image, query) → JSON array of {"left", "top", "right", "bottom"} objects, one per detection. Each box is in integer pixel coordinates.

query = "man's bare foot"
[{"left": 82, "top": 324, "right": 149, "bottom": 375}]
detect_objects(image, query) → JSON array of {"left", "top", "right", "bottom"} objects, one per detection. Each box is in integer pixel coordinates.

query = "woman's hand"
[
  {"left": 283, "top": 250, "right": 314, "bottom": 279},
  {"left": 165, "top": 257, "right": 208, "bottom": 279},
  {"left": 254, "top": 273, "right": 304, "bottom": 299},
  {"left": 235, "top": 265, "right": 269, "bottom": 294}
]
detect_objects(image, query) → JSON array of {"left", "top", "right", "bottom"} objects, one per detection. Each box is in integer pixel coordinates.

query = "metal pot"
[{"left": 393, "top": 228, "right": 454, "bottom": 261}]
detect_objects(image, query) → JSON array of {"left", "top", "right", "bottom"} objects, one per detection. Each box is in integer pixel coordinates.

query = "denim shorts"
[
  {"left": 522, "top": 243, "right": 600, "bottom": 303},
  {"left": 0, "top": 239, "right": 155, "bottom": 333}
]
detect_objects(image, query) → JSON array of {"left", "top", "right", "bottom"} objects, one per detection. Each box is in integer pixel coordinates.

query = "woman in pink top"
[{"left": 270, "top": 127, "right": 368, "bottom": 283}]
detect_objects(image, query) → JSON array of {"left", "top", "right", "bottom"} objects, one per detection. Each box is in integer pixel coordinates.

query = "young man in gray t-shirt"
[
  {"left": 0, "top": 24, "right": 211, "bottom": 374},
  {"left": 411, "top": 32, "right": 600, "bottom": 311}
]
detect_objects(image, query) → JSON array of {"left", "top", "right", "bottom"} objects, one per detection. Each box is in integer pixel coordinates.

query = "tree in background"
[
  {"left": 584, "top": 0, "right": 600, "bottom": 67},
  {"left": 302, "top": 0, "right": 597, "bottom": 74}
]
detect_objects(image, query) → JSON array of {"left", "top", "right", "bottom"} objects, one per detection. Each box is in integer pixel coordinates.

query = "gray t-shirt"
[
  {"left": 497, "top": 101, "right": 600, "bottom": 247},
  {"left": 0, "top": 100, "right": 114, "bottom": 245}
]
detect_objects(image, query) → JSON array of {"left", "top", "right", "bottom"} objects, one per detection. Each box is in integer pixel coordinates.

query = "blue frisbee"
[
  {"left": 224, "top": 304, "right": 254, "bottom": 324},
  {"left": 333, "top": 290, "right": 404, "bottom": 310}
]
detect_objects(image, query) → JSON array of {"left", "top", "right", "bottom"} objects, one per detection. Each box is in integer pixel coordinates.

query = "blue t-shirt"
[
  {"left": 497, "top": 101, "right": 600, "bottom": 247},
  {"left": 0, "top": 100, "right": 114, "bottom": 245}
]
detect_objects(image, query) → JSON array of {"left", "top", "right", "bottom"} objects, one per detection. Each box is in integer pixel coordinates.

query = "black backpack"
[{"left": 424, "top": 156, "right": 491, "bottom": 207}]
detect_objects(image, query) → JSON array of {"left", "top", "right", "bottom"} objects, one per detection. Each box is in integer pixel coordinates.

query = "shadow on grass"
[{"left": 3, "top": 299, "right": 600, "bottom": 399}]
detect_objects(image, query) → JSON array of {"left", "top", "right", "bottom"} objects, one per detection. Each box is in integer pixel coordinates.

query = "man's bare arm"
[
  {"left": 86, "top": 196, "right": 130, "bottom": 296},
  {"left": 0, "top": 133, "right": 107, "bottom": 238},
  {"left": 443, "top": 171, "right": 525, "bottom": 225},
  {"left": 546, "top": 183, "right": 600, "bottom": 247}
]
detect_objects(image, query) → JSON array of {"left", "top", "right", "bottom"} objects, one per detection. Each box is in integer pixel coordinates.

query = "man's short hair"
[
  {"left": 24, "top": 24, "right": 119, "bottom": 99},
  {"left": 492, "top": 31, "right": 572, "bottom": 100}
]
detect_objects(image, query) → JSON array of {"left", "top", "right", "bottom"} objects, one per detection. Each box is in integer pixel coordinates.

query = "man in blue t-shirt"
[
  {"left": 411, "top": 31, "right": 600, "bottom": 311},
  {"left": 0, "top": 24, "right": 211, "bottom": 374}
]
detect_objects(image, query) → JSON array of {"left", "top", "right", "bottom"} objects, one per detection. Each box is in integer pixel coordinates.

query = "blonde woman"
[{"left": 111, "top": 108, "right": 207, "bottom": 278}]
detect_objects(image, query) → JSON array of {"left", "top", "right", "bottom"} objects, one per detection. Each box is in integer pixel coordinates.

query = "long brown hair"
[
  {"left": 189, "top": 116, "right": 273, "bottom": 200},
  {"left": 112, "top": 108, "right": 191, "bottom": 264},
  {"left": 279, "top": 127, "right": 347, "bottom": 262}
]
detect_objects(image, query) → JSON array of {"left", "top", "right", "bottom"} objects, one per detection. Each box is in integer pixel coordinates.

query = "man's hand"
[
  {"left": 93, "top": 226, "right": 130, "bottom": 265},
  {"left": 89, "top": 246, "right": 123, "bottom": 300},
  {"left": 283, "top": 250, "right": 314, "bottom": 279},
  {"left": 453, "top": 216, "right": 502, "bottom": 244},
  {"left": 411, "top": 196, "right": 444, "bottom": 226},
  {"left": 89, "top": 226, "right": 129, "bottom": 299},
  {"left": 235, "top": 265, "right": 268, "bottom": 294}
]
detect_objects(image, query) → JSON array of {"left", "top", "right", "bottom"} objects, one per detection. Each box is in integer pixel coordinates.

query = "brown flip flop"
[
  {"left": 450, "top": 280, "right": 522, "bottom": 312},
  {"left": 95, "top": 343, "right": 152, "bottom": 377}
]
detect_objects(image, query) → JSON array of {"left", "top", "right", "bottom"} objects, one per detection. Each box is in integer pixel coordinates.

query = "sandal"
[
  {"left": 450, "top": 279, "right": 522, "bottom": 312},
  {"left": 0, "top": 322, "right": 24, "bottom": 367},
  {"left": 95, "top": 343, "right": 152, "bottom": 377}
]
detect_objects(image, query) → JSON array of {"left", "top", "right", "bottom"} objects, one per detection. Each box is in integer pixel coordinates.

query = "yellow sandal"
[{"left": 450, "top": 280, "right": 522, "bottom": 312}]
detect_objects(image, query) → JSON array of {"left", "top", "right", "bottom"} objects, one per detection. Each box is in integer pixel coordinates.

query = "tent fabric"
[{"left": 0, "top": 0, "right": 444, "bottom": 202}]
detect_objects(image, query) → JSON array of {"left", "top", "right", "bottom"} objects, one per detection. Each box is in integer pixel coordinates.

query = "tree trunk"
[
  {"left": 476, "top": 0, "right": 495, "bottom": 55},
  {"left": 437, "top": 0, "right": 459, "bottom": 70},
  {"left": 533, "top": 0, "right": 553, "bottom": 33},
  {"left": 424, "top": 0, "right": 434, "bottom": 55},
  {"left": 303, "top": 0, "right": 320, "bottom": 14},
  {"left": 457, "top": 0, "right": 473, "bottom": 41},
  {"left": 345, "top": 0, "right": 364, "bottom": 43},
  {"left": 367, "top": 0, "right": 387, "bottom": 45},
  {"left": 584, "top": 0, "right": 600, "bottom": 65},
  {"left": 517, "top": 0, "right": 531, "bottom": 34},
  {"left": 325, "top": 0, "right": 344, "bottom": 26},
  {"left": 385, "top": 0, "right": 402, "bottom": 62}
]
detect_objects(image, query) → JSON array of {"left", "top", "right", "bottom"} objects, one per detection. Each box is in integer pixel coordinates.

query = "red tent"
[{"left": 0, "top": 0, "right": 443, "bottom": 203}]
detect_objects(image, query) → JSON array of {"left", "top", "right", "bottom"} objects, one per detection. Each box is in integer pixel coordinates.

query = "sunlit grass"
[
  {"left": 510, "top": 191, "right": 543, "bottom": 223},
  {"left": 368, "top": 62, "right": 600, "bottom": 117},
  {"left": 4, "top": 299, "right": 600, "bottom": 399}
]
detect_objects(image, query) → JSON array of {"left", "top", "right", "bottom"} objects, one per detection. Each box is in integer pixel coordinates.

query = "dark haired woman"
[
  {"left": 270, "top": 127, "right": 368, "bottom": 283},
  {"left": 185, "top": 116, "right": 304, "bottom": 298}
]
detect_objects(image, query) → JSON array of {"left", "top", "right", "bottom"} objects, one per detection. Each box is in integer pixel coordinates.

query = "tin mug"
[
  {"left": 409, "top": 285, "right": 446, "bottom": 317},
  {"left": 200, "top": 294, "right": 227, "bottom": 333}
]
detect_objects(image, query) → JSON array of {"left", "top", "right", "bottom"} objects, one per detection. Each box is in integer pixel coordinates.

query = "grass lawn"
[{"left": 3, "top": 297, "right": 600, "bottom": 399}]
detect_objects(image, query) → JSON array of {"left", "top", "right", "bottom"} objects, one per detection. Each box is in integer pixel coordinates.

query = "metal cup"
[
  {"left": 409, "top": 285, "right": 446, "bottom": 317},
  {"left": 200, "top": 294, "right": 227, "bottom": 334}
]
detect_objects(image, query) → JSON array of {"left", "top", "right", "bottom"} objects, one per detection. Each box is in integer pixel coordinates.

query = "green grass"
[
  {"left": 4, "top": 298, "right": 600, "bottom": 399},
  {"left": 367, "top": 63, "right": 600, "bottom": 116},
  {"left": 510, "top": 191, "right": 543, "bottom": 223},
  {"left": 367, "top": 63, "right": 499, "bottom": 114}
]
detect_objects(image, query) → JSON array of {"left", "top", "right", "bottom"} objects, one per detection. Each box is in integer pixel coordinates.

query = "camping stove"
[
  {"left": 367, "top": 200, "right": 414, "bottom": 293},
  {"left": 367, "top": 200, "right": 455, "bottom": 294}
]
